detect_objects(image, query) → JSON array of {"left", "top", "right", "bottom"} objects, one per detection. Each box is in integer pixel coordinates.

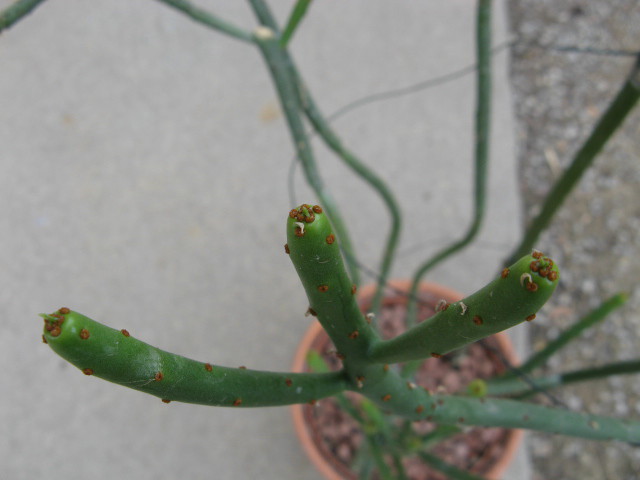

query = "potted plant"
[{"left": 5, "top": 0, "right": 640, "bottom": 478}]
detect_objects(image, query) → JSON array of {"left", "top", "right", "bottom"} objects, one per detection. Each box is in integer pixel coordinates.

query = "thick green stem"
[
  {"left": 285, "top": 204, "right": 379, "bottom": 371},
  {"left": 154, "top": 0, "right": 255, "bottom": 44},
  {"left": 506, "top": 54, "right": 640, "bottom": 264},
  {"left": 406, "top": 0, "right": 492, "bottom": 323},
  {"left": 295, "top": 77, "right": 403, "bottom": 315},
  {"left": 42, "top": 309, "right": 348, "bottom": 407},
  {"left": 349, "top": 359, "right": 640, "bottom": 443},
  {"left": 370, "top": 252, "right": 559, "bottom": 364},
  {"left": 0, "top": 0, "right": 47, "bottom": 33}
]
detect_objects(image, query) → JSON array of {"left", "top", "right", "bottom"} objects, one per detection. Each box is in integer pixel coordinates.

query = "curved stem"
[
  {"left": 253, "top": 27, "right": 360, "bottom": 284},
  {"left": 294, "top": 78, "right": 402, "bottom": 314},
  {"left": 249, "top": 0, "right": 402, "bottom": 301},
  {"left": 406, "top": 0, "right": 492, "bottom": 323}
]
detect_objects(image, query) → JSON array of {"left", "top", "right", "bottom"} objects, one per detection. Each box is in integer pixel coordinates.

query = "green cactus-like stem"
[
  {"left": 285, "top": 204, "right": 379, "bottom": 372},
  {"left": 42, "top": 309, "right": 348, "bottom": 407},
  {"left": 349, "top": 364, "right": 640, "bottom": 443},
  {"left": 369, "top": 252, "right": 559, "bottom": 364}
]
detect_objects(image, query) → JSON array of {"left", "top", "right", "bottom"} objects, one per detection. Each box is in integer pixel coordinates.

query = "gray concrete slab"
[{"left": 1, "top": 1, "right": 529, "bottom": 479}]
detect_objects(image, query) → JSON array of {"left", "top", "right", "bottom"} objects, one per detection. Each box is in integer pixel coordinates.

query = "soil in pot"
[{"left": 294, "top": 282, "right": 522, "bottom": 480}]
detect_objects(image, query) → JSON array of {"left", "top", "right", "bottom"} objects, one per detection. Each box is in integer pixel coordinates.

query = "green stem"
[
  {"left": 487, "top": 359, "right": 640, "bottom": 397},
  {"left": 366, "top": 435, "right": 394, "bottom": 480},
  {"left": 370, "top": 252, "right": 559, "bottom": 364},
  {"left": 0, "top": 0, "right": 47, "bottom": 33},
  {"left": 294, "top": 76, "right": 403, "bottom": 315},
  {"left": 280, "top": 0, "right": 313, "bottom": 47},
  {"left": 501, "top": 292, "right": 627, "bottom": 378},
  {"left": 406, "top": 0, "right": 492, "bottom": 323},
  {"left": 42, "top": 310, "right": 348, "bottom": 407},
  {"left": 154, "top": 0, "right": 255, "bottom": 44},
  {"left": 350, "top": 358, "right": 640, "bottom": 443},
  {"left": 506, "top": 54, "right": 640, "bottom": 264}
]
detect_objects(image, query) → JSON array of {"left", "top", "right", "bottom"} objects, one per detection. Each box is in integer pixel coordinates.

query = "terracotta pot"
[{"left": 291, "top": 280, "right": 523, "bottom": 480}]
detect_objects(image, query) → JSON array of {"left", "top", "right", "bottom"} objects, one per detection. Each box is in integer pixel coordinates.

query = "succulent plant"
[{"left": 4, "top": 0, "right": 639, "bottom": 478}]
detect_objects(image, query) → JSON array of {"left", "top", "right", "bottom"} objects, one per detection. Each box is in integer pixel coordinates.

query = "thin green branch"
[
  {"left": 418, "top": 451, "right": 487, "bottom": 480},
  {"left": 487, "top": 359, "right": 640, "bottom": 398},
  {"left": 367, "top": 436, "right": 395, "bottom": 480},
  {"left": 247, "top": 0, "right": 278, "bottom": 30},
  {"left": 0, "top": 0, "right": 47, "bottom": 33},
  {"left": 280, "top": 0, "right": 313, "bottom": 47},
  {"left": 406, "top": 0, "right": 493, "bottom": 323},
  {"left": 154, "top": 0, "right": 255, "bottom": 44},
  {"left": 506, "top": 54, "right": 640, "bottom": 264},
  {"left": 249, "top": 0, "right": 402, "bottom": 299},
  {"left": 502, "top": 292, "right": 628, "bottom": 378}
]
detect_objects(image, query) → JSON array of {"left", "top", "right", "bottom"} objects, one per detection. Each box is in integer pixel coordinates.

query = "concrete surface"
[
  {"left": 508, "top": 1, "right": 640, "bottom": 478},
  {"left": 0, "top": 1, "right": 528, "bottom": 479}
]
